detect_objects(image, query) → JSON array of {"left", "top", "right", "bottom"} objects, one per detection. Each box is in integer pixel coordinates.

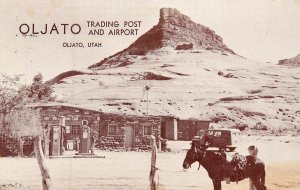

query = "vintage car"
[{"left": 192, "top": 128, "right": 241, "bottom": 152}]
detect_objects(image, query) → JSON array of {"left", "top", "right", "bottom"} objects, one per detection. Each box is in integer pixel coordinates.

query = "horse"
[{"left": 182, "top": 145, "right": 266, "bottom": 190}]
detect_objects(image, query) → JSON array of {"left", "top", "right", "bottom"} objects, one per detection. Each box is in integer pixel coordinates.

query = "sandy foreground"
[{"left": 0, "top": 136, "right": 300, "bottom": 190}]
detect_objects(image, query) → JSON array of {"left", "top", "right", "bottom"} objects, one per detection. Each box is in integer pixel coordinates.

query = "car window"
[
  {"left": 214, "top": 131, "right": 222, "bottom": 137},
  {"left": 222, "top": 132, "right": 230, "bottom": 138}
]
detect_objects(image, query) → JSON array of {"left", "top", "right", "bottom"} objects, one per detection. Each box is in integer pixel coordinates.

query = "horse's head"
[{"left": 182, "top": 145, "right": 206, "bottom": 169}]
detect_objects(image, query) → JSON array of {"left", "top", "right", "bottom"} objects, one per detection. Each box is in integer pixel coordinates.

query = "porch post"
[{"left": 173, "top": 118, "right": 177, "bottom": 140}]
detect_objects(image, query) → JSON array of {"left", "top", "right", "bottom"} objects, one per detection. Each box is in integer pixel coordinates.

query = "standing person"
[
  {"left": 198, "top": 130, "right": 206, "bottom": 146},
  {"left": 248, "top": 145, "right": 258, "bottom": 190},
  {"left": 19, "top": 138, "right": 24, "bottom": 157},
  {"left": 75, "top": 137, "right": 80, "bottom": 152},
  {"left": 90, "top": 135, "right": 95, "bottom": 154}
]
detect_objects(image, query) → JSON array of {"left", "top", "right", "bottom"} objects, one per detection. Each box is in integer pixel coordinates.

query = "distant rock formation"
[
  {"left": 89, "top": 8, "right": 235, "bottom": 70},
  {"left": 157, "top": 8, "right": 234, "bottom": 53},
  {"left": 278, "top": 54, "right": 300, "bottom": 67},
  {"left": 175, "top": 43, "right": 194, "bottom": 50},
  {"left": 46, "top": 70, "right": 85, "bottom": 85},
  {"left": 130, "top": 72, "right": 172, "bottom": 80}
]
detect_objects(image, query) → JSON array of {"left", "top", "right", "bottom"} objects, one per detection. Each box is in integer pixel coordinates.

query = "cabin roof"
[
  {"left": 27, "top": 102, "right": 101, "bottom": 113},
  {"left": 208, "top": 128, "right": 240, "bottom": 132}
]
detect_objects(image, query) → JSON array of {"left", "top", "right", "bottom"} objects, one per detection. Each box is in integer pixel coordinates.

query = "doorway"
[
  {"left": 125, "top": 124, "right": 135, "bottom": 149},
  {"left": 161, "top": 121, "right": 166, "bottom": 139}
]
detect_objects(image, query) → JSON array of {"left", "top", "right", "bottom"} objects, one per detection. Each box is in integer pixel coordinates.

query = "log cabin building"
[
  {"left": 35, "top": 104, "right": 161, "bottom": 155},
  {"left": 1, "top": 103, "right": 210, "bottom": 156}
]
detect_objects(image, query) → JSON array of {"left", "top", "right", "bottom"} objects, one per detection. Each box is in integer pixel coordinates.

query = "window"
[
  {"left": 82, "top": 120, "right": 88, "bottom": 125},
  {"left": 108, "top": 124, "right": 118, "bottom": 136},
  {"left": 143, "top": 125, "right": 153, "bottom": 136},
  {"left": 65, "top": 126, "right": 70, "bottom": 134},
  {"left": 207, "top": 130, "right": 214, "bottom": 136},
  {"left": 71, "top": 125, "right": 80, "bottom": 134}
]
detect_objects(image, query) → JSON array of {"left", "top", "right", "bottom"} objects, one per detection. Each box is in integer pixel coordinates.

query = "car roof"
[{"left": 208, "top": 128, "right": 240, "bottom": 132}]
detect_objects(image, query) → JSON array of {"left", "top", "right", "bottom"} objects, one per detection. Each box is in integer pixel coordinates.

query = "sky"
[{"left": 0, "top": 0, "right": 300, "bottom": 82}]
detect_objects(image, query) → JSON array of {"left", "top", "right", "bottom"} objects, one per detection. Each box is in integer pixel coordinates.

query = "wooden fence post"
[
  {"left": 34, "top": 135, "right": 52, "bottom": 190},
  {"left": 149, "top": 135, "right": 158, "bottom": 190}
]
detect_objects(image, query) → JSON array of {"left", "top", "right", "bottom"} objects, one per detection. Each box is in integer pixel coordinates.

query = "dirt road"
[{"left": 0, "top": 136, "right": 299, "bottom": 190}]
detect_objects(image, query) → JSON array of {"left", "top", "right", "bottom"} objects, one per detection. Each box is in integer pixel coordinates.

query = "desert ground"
[{"left": 0, "top": 135, "right": 300, "bottom": 190}]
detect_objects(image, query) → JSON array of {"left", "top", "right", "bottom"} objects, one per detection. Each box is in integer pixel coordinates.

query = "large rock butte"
[{"left": 89, "top": 8, "right": 235, "bottom": 70}]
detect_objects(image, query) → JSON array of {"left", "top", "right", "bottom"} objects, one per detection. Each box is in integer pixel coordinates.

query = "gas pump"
[
  {"left": 49, "top": 116, "right": 65, "bottom": 156},
  {"left": 49, "top": 126, "right": 61, "bottom": 156},
  {"left": 79, "top": 124, "right": 90, "bottom": 154}
]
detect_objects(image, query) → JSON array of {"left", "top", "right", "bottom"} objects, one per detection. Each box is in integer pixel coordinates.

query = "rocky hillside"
[
  {"left": 49, "top": 8, "right": 300, "bottom": 134},
  {"left": 88, "top": 8, "right": 235, "bottom": 70},
  {"left": 278, "top": 54, "right": 300, "bottom": 67}
]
